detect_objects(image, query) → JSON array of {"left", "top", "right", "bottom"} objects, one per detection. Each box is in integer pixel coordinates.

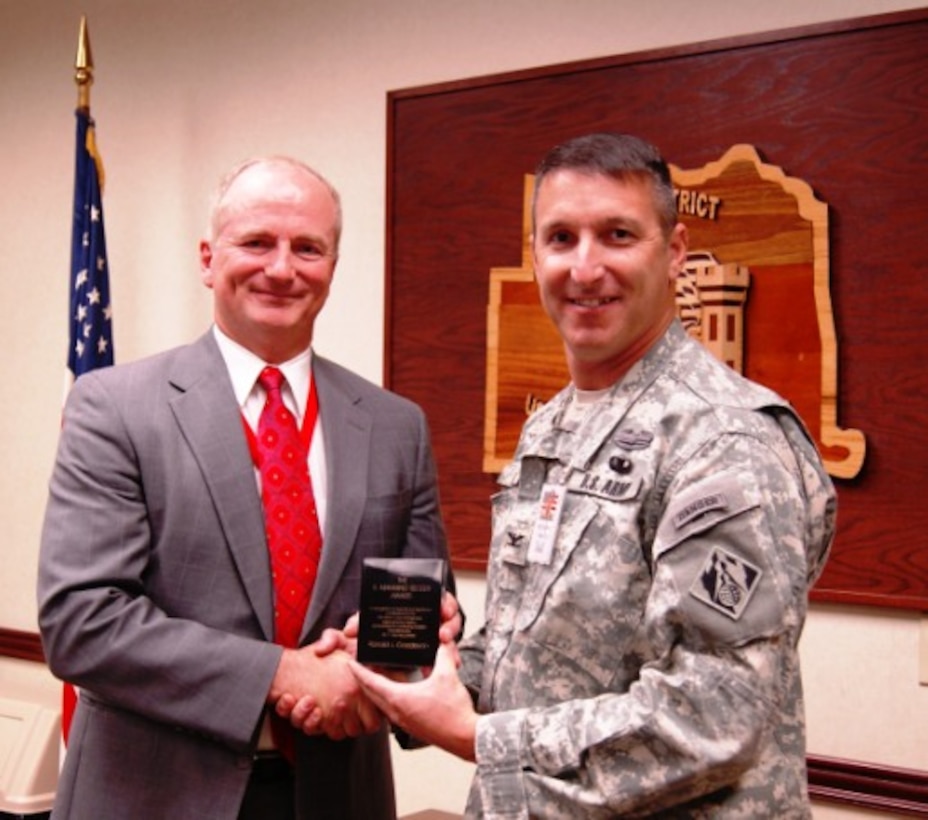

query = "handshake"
[{"left": 266, "top": 591, "right": 464, "bottom": 742}]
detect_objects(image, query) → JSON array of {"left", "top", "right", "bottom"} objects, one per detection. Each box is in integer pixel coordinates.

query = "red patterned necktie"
[{"left": 255, "top": 366, "right": 322, "bottom": 648}]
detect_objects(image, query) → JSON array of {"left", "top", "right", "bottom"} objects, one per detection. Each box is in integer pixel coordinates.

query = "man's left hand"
[{"left": 348, "top": 640, "right": 477, "bottom": 762}]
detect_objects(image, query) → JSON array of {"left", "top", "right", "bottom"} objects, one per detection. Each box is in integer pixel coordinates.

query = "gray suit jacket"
[{"left": 38, "top": 331, "right": 452, "bottom": 820}]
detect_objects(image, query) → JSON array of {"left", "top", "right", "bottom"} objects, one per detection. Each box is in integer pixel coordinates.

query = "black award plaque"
[{"left": 357, "top": 557, "right": 445, "bottom": 668}]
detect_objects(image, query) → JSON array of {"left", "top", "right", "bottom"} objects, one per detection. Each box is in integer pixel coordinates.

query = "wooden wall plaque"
[
  {"left": 483, "top": 146, "right": 868, "bottom": 482},
  {"left": 384, "top": 10, "right": 928, "bottom": 610}
]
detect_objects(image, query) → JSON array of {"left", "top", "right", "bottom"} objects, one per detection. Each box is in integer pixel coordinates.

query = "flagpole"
[
  {"left": 61, "top": 15, "right": 95, "bottom": 755},
  {"left": 62, "top": 14, "right": 112, "bottom": 752},
  {"left": 75, "top": 15, "right": 93, "bottom": 111}
]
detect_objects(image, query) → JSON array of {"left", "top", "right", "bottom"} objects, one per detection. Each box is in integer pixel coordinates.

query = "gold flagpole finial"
[{"left": 75, "top": 15, "right": 95, "bottom": 111}]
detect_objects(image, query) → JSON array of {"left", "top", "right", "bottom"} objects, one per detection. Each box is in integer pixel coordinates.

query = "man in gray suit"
[{"left": 38, "top": 155, "right": 456, "bottom": 819}]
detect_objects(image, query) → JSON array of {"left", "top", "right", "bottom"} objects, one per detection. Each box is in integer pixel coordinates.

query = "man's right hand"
[
  {"left": 272, "top": 592, "right": 463, "bottom": 738},
  {"left": 268, "top": 643, "right": 382, "bottom": 740}
]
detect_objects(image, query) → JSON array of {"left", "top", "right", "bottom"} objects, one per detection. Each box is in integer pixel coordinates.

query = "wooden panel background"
[{"left": 385, "top": 10, "right": 928, "bottom": 609}]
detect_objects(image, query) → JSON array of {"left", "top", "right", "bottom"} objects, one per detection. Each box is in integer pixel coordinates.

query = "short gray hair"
[{"left": 207, "top": 155, "right": 342, "bottom": 251}]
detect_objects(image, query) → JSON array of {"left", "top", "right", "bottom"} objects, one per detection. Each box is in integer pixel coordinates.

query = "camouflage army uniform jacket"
[{"left": 458, "top": 320, "right": 836, "bottom": 819}]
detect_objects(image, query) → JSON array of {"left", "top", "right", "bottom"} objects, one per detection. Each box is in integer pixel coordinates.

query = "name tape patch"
[{"left": 568, "top": 471, "right": 641, "bottom": 502}]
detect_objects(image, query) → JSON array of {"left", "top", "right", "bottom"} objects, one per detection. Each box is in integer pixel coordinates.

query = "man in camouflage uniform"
[{"left": 351, "top": 132, "right": 836, "bottom": 818}]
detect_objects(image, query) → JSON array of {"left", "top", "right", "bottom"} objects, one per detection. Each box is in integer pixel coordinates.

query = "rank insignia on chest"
[
  {"left": 689, "top": 547, "right": 762, "bottom": 620},
  {"left": 506, "top": 530, "right": 525, "bottom": 548}
]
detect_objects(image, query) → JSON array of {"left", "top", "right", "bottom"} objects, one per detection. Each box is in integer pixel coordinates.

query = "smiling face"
[
  {"left": 532, "top": 169, "right": 688, "bottom": 389},
  {"left": 199, "top": 159, "right": 340, "bottom": 364}
]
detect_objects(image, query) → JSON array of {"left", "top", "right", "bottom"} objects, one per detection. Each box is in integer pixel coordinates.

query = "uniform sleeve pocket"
[{"left": 653, "top": 472, "right": 790, "bottom": 647}]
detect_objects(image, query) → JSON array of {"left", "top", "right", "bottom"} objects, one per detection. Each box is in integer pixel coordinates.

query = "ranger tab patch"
[
  {"left": 673, "top": 492, "right": 728, "bottom": 529},
  {"left": 690, "top": 547, "right": 762, "bottom": 620}
]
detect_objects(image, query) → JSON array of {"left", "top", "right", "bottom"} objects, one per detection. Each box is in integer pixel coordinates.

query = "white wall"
[{"left": 1, "top": 1, "right": 925, "bottom": 816}]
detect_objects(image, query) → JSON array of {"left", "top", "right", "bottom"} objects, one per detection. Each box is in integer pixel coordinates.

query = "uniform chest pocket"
[
  {"left": 509, "top": 494, "right": 652, "bottom": 688},
  {"left": 486, "top": 486, "right": 594, "bottom": 633},
  {"left": 512, "top": 493, "right": 599, "bottom": 632},
  {"left": 485, "top": 488, "right": 531, "bottom": 634}
]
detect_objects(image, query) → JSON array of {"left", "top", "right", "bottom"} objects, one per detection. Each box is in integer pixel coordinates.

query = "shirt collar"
[{"left": 211, "top": 325, "right": 313, "bottom": 420}]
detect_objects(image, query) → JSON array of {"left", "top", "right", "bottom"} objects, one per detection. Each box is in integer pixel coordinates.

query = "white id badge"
[{"left": 527, "top": 484, "right": 566, "bottom": 565}]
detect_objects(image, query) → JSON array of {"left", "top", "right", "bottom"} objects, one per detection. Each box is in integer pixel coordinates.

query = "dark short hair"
[{"left": 532, "top": 132, "right": 678, "bottom": 235}]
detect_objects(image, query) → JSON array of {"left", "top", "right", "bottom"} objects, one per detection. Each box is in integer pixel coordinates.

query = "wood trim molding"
[
  {"left": 3, "top": 627, "right": 925, "bottom": 814},
  {"left": 807, "top": 754, "right": 928, "bottom": 817},
  {"left": 0, "top": 626, "right": 45, "bottom": 663}
]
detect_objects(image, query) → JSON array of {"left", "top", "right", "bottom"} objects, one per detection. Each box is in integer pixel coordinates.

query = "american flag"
[
  {"left": 62, "top": 107, "right": 113, "bottom": 746},
  {"left": 68, "top": 108, "right": 113, "bottom": 378}
]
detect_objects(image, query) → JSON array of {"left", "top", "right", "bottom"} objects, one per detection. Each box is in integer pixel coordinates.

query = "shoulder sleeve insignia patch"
[{"left": 689, "top": 546, "right": 763, "bottom": 620}]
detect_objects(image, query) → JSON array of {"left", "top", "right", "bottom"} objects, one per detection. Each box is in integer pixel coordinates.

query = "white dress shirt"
[{"left": 212, "top": 325, "right": 328, "bottom": 535}]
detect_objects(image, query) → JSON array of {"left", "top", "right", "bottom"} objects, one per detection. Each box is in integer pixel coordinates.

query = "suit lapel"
[
  {"left": 167, "top": 333, "right": 275, "bottom": 641},
  {"left": 304, "top": 356, "right": 372, "bottom": 633},
  {"left": 163, "top": 341, "right": 373, "bottom": 644}
]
